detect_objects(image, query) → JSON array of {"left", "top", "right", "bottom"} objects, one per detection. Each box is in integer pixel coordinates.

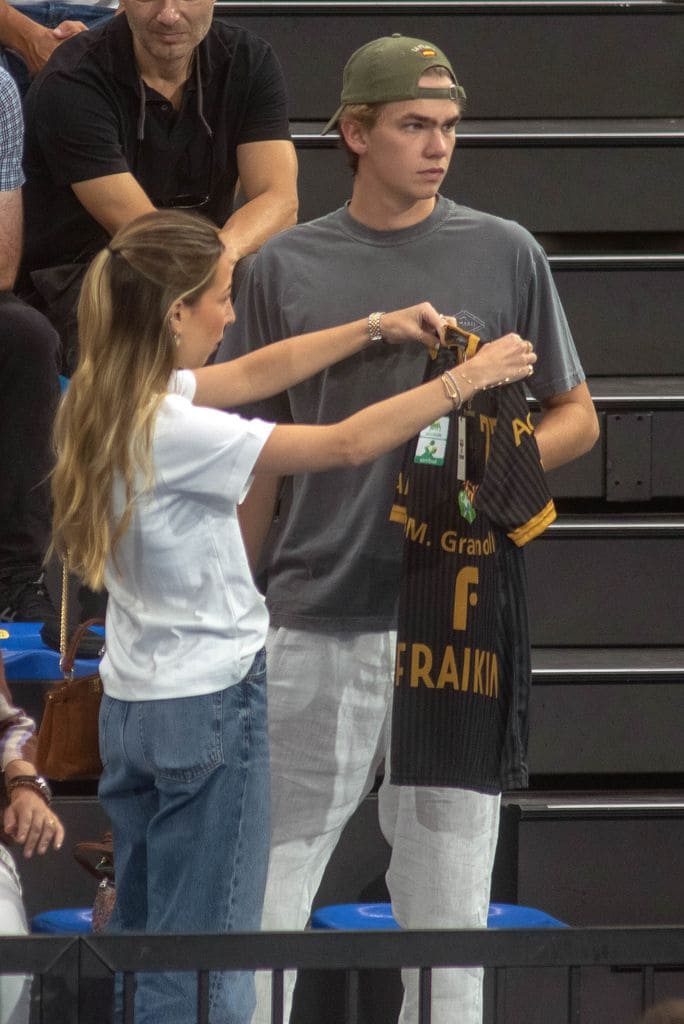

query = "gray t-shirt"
[{"left": 218, "top": 197, "right": 584, "bottom": 631}]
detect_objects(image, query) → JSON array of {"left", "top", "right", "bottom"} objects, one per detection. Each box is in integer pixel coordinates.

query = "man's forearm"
[
  {"left": 0, "top": 0, "right": 46, "bottom": 61},
  {"left": 220, "top": 189, "right": 298, "bottom": 268}
]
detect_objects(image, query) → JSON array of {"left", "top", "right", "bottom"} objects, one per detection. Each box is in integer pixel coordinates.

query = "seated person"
[
  {"left": 18, "top": 0, "right": 298, "bottom": 373},
  {"left": 0, "top": 66, "right": 100, "bottom": 651},
  {"left": 0, "top": 0, "right": 115, "bottom": 94},
  {"left": 0, "top": 649, "right": 64, "bottom": 1024}
]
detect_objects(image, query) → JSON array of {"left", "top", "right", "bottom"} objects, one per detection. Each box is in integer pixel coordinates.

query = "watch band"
[{"left": 368, "top": 311, "right": 385, "bottom": 344}]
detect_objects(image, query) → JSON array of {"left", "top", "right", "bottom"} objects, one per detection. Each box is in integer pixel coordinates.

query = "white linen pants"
[
  {"left": 0, "top": 845, "right": 30, "bottom": 1024},
  {"left": 254, "top": 627, "right": 501, "bottom": 1024}
]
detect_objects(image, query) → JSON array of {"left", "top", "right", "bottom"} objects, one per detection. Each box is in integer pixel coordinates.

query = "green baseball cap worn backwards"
[{"left": 322, "top": 34, "right": 466, "bottom": 135}]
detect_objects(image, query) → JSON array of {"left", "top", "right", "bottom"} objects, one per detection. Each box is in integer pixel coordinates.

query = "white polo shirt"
[{"left": 100, "top": 371, "right": 275, "bottom": 701}]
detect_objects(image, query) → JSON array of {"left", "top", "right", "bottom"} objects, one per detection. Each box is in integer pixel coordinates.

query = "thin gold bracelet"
[
  {"left": 440, "top": 372, "right": 462, "bottom": 410},
  {"left": 443, "top": 369, "right": 466, "bottom": 407}
]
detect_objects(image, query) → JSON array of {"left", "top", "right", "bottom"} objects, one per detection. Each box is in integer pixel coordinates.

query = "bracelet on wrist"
[
  {"left": 5, "top": 774, "right": 52, "bottom": 805},
  {"left": 440, "top": 371, "right": 463, "bottom": 410},
  {"left": 368, "top": 311, "right": 385, "bottom": 344}
]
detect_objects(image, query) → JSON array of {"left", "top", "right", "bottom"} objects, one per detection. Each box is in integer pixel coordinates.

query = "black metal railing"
[{"left": 4, "top": 926, "right": 684, "bottom": 1024}]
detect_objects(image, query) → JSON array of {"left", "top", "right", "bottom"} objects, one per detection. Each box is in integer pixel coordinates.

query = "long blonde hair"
[{"left": 51, "top": 210, "right": 223, "bottom": 590}]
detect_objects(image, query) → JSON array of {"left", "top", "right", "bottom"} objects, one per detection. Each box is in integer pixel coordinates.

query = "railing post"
[
  {"left": 345, "top": 968, "right": 359, "bottom": 1024},
  {"left": 418, "top": 966, "right": 432, "bottom": 1024},
  {"left": 122, "top": 970, "right": 136, "bottom": 1023},
  {"left": 492, "top": 966, "right": 507, "bottom": 1024},
  {"left": 271, "top": 968, "right": 284, "bottom": 1024},
  {"left": 641, "top": 965, "right": 655, "bottom": 1011},
  {"left": 567, "top": 965, "right": 581, "bottom": 1024},
  {"left": 197, "top": 969, "right": 210, "bottom": 1024}
]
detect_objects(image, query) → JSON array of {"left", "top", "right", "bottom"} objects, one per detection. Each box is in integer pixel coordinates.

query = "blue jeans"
[
  {"left": 0, "top": 4, "right": 114, "bottom": 94},
  {"left": 98, "top": 649, "right": 270, "bottom": 1024}
]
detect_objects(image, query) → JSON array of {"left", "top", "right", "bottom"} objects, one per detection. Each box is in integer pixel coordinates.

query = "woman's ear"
[{"left": 169, "top": 300, "right": 184, "bottom": 335}]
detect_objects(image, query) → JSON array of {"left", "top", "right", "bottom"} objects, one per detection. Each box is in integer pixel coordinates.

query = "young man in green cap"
[{"left": 217, "top": 34, "right": 597, "bottom": 1024}]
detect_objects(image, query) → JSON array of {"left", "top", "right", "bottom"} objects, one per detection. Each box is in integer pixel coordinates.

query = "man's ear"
[{"left": 339, "top": 117, "right": 369, "bottom": 157}]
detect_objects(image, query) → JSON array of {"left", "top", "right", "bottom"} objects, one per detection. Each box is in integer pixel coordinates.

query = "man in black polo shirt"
[{"left": 20, "top": 0, "right": 297, "bottom": 372}]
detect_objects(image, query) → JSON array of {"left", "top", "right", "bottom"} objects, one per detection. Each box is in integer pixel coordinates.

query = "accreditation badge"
[{"left": 414, "top": 417, "right": 450, "bottom": 466}]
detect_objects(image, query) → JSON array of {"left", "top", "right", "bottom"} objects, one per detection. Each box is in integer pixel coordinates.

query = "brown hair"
[{"left": 51, "top": 210, "right": 223, "bottom": 589}]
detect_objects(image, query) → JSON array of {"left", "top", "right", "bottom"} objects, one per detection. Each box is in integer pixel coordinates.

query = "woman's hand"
[
  {"left": 4, "top": 789, "right": 65, "bottom": 858},
  {"left": 466, "top": 333, "right": 537, "bottom": 392},
  {"left": 376, "top": 303, "right": 444, "bottom": 352}
]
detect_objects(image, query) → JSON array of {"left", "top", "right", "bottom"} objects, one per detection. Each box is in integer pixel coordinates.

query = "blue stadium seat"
[
  {"left": 310, "top": 901, "right": 568, "bottom": 930},
  {"left": 31, "top": 907, "right": 93, "bottom": 934},
  {"left": 0, "top": 621, "right": 103, "bottom": 681}
]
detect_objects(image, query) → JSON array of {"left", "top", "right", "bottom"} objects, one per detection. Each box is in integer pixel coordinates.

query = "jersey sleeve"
[{"left": 474, "top": 384, "right": 556, "bottom": 545}]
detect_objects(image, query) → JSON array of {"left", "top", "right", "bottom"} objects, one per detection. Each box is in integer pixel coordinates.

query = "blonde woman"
[{"left": 51, "top": 209, "right": 535, "bottom": 1024}]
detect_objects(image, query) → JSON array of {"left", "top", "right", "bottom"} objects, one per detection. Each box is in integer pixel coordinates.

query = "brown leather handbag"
[{"left": 35, "top": 562, "right": 105, "bottom": 780}]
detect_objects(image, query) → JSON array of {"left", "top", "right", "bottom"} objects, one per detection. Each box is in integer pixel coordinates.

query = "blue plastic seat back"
[
  {"left": 0, "top": 621, "right": 103, "bottom": 681},
  {"left": 31, "top": 907, "right": 93, "bottom": 934},
  {"left": 311, "top": 903, "right": 400, "bottom": 930},
  {"left": 310, "top": 901, "right": 568, "bottom": 931}
]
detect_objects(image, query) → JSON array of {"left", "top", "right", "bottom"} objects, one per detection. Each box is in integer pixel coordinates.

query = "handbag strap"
[
  {"left": 60, "top": 557, "right": 70, "bottom": 662},
  {"left": 73, "top": 832, "right": 114, "bottom": 880},
  {"left": 61, "top": 618, "right": 106, "bottom": 676},
  {"left": 59, "top": 556, "right": 105, "bottom": 676}
]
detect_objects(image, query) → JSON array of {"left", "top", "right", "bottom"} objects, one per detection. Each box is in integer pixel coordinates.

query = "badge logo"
[
  {"left": 415, "top": 417, "right": 449, "bottom": 466},
  {"left": 455, "top": 310, "right": 486, "bottom": 333}
]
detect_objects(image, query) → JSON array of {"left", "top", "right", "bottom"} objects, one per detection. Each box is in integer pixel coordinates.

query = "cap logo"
[{"left": 413, "top": 46, "right": 438, "bottom": 57}]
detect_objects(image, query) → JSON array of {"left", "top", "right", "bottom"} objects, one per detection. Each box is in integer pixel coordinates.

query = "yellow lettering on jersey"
[
  {"left": 461, "top": 646, "right": 471, "bottom": 692},
  {"left": 479, "top": 415, "right": 497, "bottom": 462},
  {"left": 441, "top": 529, "right": 458, "bottom": 553},
  {"left": 453, "top": 567, "right": 479, "bottom": 631},
  {"left": 482, "top": 530, "right": 496, "bottom": 556},
  {"left": 473, "top": 648, "right": 486, "bottom": 694},
  {"left": 441, "top": 529, "right": 497, "bottom": 556},
  {"left": 435, "top": 646, "right": 460, "bottom": 689},
  {"left": 410, "top": 644, "right": 434, "bottom": 688},
  {"left": 398, "top": 644, "right": 498, "bottom": 698},
  {"left": 396, "top": 472, "right": 410, "bottom": 496},
  {"left": 487, "top": 653, "right": 499, "bottom": 698},
  {"left": 395, "top": 642, "right": 407, "bottom": 687},
  {"left": 512, "top": 413, "right": 535, "bottom": 447},
  {"left": 405, "top": 517, "right": 429, "bottom": 545}
]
